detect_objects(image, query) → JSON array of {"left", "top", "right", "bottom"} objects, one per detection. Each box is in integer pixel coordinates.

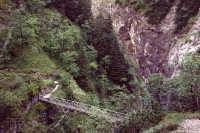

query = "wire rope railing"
[{"left": 39, "top": 95, "right": 128, "bottom": 121}]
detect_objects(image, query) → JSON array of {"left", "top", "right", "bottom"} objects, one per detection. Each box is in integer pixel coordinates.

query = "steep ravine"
[{"left": 91, "top": 0, "right": 200, "bottom": 80}]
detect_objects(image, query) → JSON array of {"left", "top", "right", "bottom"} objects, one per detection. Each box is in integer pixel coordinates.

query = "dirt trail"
[
  {"left": 24, "top": 81, "right": 59, "bottom": 114},
  {"left": 43, "top": 81, "right": 59, "bottom": 98}
]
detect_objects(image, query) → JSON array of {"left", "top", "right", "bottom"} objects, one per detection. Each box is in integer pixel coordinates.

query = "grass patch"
[
  {"left": 142, "top": 112, "right": 200, "bottom": 133},
  {"left": 0, "top": 43, "right": 92, "bottom": 103},
  {"left": 0, "top": 46, "right": 56, "bottom": 75},
  {"left": 40, "top": 79, "right": 54, "bottom": 89},
  {"left": 52, "top": 75, "right": 91, "bottom": 103}
]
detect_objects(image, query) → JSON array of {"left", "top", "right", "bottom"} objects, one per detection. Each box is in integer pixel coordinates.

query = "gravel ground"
[{"left": 173, "top": 119, "right": 200, "bottom": 133}]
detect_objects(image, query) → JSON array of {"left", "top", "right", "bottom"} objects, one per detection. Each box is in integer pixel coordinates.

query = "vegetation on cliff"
[
  {"left": 0, "top": 0, "right": 200, "bottom": 132},
  {"left": 115, "top": 0, "right": 200, "bottom": 33},
  {"left": 116, "top": 0, "right": 175, "bottom": 24},
  {"left": 0, "top": 0, "right": 142, "bottom": 132}
]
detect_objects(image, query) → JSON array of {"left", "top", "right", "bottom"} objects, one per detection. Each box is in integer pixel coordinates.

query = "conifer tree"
[
  {"left": 75, "top": 42, "right": 94, "bottom": 92},
  {"left": 48, "top": 0, "right": 92, "bottom": 25},
  {"left": 92, "top": 14, "right": 132, "bottom": 88}
]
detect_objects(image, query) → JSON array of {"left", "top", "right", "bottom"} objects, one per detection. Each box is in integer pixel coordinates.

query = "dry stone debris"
[{"left": 173, "top": 119, "right": 200, "bottom": 133}]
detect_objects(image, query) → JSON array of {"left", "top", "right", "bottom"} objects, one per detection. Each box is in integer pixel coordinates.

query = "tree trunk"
[
  {"left": 191, "top": 85, "right": 195, "bottom": 113},
  {"left": 0, "top": 28, "right": 12, "bottom": 57},
  {"left": 197, "top": 97, "right": 199, "bottom": 109},
  {"left": 166, "top": 91, "right": 172, "bottom": 111},
  {"left": 22, "top": 43, "right": 24, "bottom": 61}
]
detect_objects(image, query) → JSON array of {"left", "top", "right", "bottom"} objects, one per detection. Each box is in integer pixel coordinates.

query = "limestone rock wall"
[{"left": 91, "top": 0, "right": 200, "bottom": 80}]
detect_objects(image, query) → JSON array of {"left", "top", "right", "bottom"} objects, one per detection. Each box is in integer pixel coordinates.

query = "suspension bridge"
[
  {"left": 39, "top": 95, "right": 128, "bottom": 122},
  {"left": 39, "top": 81, "right": 128, "bottom": 122}
]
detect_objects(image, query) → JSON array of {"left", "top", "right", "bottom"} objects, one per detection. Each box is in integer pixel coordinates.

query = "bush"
[{"left": 120, "top": 103, "right": 164, "bottom": 133}]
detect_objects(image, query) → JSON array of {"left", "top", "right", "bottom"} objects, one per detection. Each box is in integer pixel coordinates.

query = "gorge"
[{"left": 0, "top": 0, "right": 200, "bottom": 132}]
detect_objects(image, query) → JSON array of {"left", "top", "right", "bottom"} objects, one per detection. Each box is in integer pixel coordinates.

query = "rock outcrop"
[{"left": 91, "top": 0, "right": 200, "bottom": 80}]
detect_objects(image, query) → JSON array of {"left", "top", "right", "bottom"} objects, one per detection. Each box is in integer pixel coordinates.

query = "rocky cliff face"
[{"left": 91, "top": 0, "right": 200, "bottom": 81}]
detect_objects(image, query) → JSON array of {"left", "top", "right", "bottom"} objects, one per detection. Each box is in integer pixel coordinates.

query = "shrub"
[{"left": 120, "top": 105, "right": 165, "bottom": 133}]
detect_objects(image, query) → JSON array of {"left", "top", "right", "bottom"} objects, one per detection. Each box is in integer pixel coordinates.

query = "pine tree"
[
  {"left": 48, "top": 0, "right": 92, "bottom": 25},
  {"left": 92, "top": 14, "right": 131, "bottom": 88},
  {"left": 75, "top": 42, "right": 94, "bottom": 92}
]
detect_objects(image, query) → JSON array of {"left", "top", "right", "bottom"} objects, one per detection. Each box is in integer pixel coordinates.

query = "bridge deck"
[
  {"left": 39, "top": 96, "right": 127, "bottom": 122},
  {"left": 40, "top": 97, "right": 90, "bottom": 114}
]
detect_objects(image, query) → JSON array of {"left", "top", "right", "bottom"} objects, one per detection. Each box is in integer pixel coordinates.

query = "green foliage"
[
  {"left": 119, "top": 80, "right": 166, "bottom": 133},
  {"left": 0, "top": 91, "right": 25, "bottom": 132},
  {"left": 5, "top": 5, "right": 82, "bottom": 76},
  {"left": 83, "top": 112, "right": 116, "bottom": 133},
  {"left": 0, "top": 73, "right": 42, "bottom": 131},
  {"left": 175, "top": 0, "right": 200, "bottom": 33},
  {"left": 60, "top": 51, "right": 79, "bottom": 75},
  {"left": 84, "top": 45, "right": 98, "bottom": 74},
  {"left": 59, "top": 73, "right": 89, "bottom": 102},
  {"left": 38, "top": 9, "right": 81, "bottom": 76},
  {"left": 29, "top": 82, "right": 39, "bottom": 96},
  {"left": 92, "top": 14, "right": 133, "bottom": 89},
  {"left": 0, "top": 26, "right": 9, "bottom": 43},
  {"left": 48, "top": 0, "right": 92, "bottom": 25},
  {"left": 170, "top": 54, "right": 200, "bottom": 112},
  {"left": 58, "top": 111, "right": 115, "bottom": 133},
  {"left": 103, "top": 90, "right": 137, "bottom": 112},
  {"left": 20, "top": 123, "right": 47, "bottom": 133},
  {"left": 143, "top": 112, "right": 200, "bottom": 133},
  {"left": 90, "top": 94, "right": 100, "bottom": 106},
  {"left": 92, "top": 14, "right": 112, "bottom": 62},
  {"left": 148, "top": 73, "right": 165, "bottom": 105},
  {"left": 0, "top": 0, "right": 144, "bottom": 132},
  {"left": 145, "top": 54, "right": 200, "bottom": 112},
  {"left": 24, "top": 0, "right": 46, "bottom": 13},
  {"left": 120, "top": 106, "right": 164, "bottom": 133},
  {"left": 52, "top": 71, "right": 92, "bottom": 103},
  {"left": 88, "top": 14, "right": 142, "bottom": 115},
  {"left": 144, "top": 0, "right": 175, "bottom": 24},
  {"left": 0, "top": 45, "right": 56, "bottom": 74},
  {"left": 75, "top": 43, "right": 95, "bottom": 92},
  {"left": 146, "top": 54, "right": 200, "bottom": 113},
  {"left": 21, "top": 102, "right": 47, "bottom": 133},
  {"left": 9, "top": 8, "right": 40, "bottom": 60}
]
